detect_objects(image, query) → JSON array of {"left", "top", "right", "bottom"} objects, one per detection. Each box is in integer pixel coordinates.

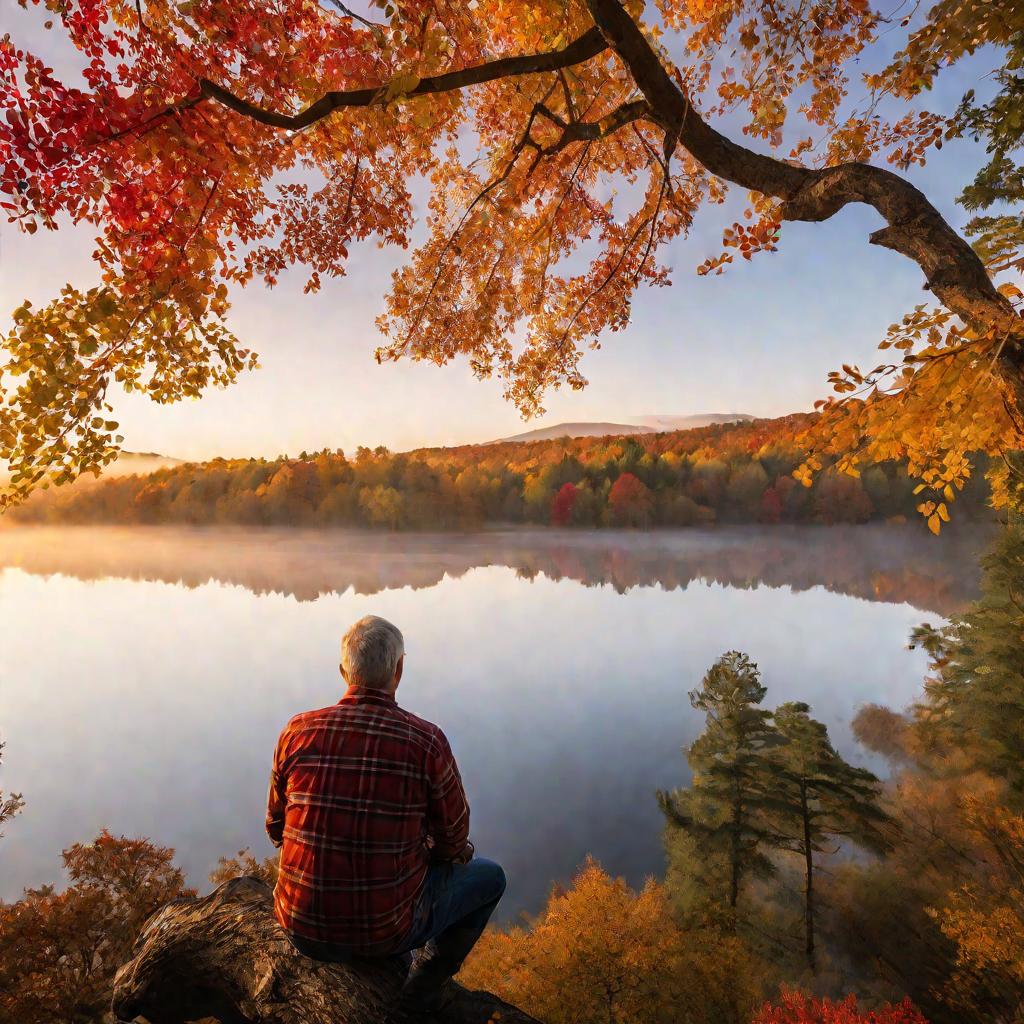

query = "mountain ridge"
[{"left": 497, "top": 413, "right": 754, "bottom": 444}]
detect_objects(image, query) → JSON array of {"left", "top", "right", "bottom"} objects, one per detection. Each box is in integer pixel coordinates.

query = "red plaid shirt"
[{"left": 266, "top": 686, "right": 470, "bottom": 953}]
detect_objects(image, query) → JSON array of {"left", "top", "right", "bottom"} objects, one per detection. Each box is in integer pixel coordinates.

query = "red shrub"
[{"left": 753, "top": 992, "right": 928, "bottom": 1024}]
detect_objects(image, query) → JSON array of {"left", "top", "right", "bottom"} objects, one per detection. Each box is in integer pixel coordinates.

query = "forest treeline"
[{"left": 8, "top": 415, "right": 996, "bottom": 529}]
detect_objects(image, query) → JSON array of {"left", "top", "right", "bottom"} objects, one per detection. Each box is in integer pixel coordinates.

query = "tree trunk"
[
  {"left": 730, "top": 793, "right": 742, "bottom": 914},
  {"left": 111, "top": 876, "right": 542, "bottom": 1024},
  {"left": 800, "top": 784, "right": 816, "bottom": 973}
]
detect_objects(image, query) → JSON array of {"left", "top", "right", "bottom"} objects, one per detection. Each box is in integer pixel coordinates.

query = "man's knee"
[{"left": 476, "top": 857, "right": 506, "bottom": 902}]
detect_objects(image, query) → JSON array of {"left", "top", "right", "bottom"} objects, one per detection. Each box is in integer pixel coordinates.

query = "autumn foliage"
[
  {"left": 0, "top": 737, "right": 23, "bottom": 840},
  {"left": 459, "top": 859, "right": 762, "bottom": 1024},
  {"left": 8, "top": 414, "right": 997, "bottom": 529},
  {"left": 817, "top": 528, "right": 1024, "bottom": 1023},
  {"left": 0, "top": 0, "right": 1021, "bottom": 522},
  {"left": 753, "top": 992, "right": 928, "bottom": 1024},
  {"left": 936, "top": 800, "right": 1024, "bottom": 1017},
  {"left": 607, "top": 471, "right": 653, "bottom": 527},
  {"left": 0, "top": 831, "right": 192, "bottom": 1024},
  {"left": 208, "top": 847, "right": 280, "bottom": 890},
  {"left": 550, "top": 482, "right": 578, "bottom": 526}
]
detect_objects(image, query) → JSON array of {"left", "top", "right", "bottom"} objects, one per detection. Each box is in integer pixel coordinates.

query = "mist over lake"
[{"left": 0, "top": 524, "right": 988, "bottom": 919}]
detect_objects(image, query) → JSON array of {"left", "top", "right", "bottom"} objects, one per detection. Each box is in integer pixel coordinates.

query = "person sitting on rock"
[{"left": 266, "top": 614, "right": 506, "bottom": 1013}]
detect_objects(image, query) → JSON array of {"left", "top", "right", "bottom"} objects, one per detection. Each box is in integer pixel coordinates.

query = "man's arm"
[
  {"left": 426, "top": 730, "right": 471, "bottom": 862},
  {"left": 265, "top": 729, "right": 288, "bottom": 849}
]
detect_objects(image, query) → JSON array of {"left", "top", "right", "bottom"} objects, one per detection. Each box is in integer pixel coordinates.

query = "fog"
[
  {"left": 0, "top": 524, "right": 988, "bottom": 917},
  {"left": 0, "top": 522, "right": 988, "bottom": 613}
]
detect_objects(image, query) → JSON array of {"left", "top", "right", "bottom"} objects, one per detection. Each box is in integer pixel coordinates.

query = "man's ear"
[
  {"left": 340, "top": 663, "right": 347, "bottom": 681},
  {"left": 394, "top": 655, "right": 405, "bottom": 688}
]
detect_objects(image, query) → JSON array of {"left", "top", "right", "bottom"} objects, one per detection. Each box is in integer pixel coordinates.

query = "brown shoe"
[{"left": 399, "top": 966, "right": 458, "bottom": 1015}]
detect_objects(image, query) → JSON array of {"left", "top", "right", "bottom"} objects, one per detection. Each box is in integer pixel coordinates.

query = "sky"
[{"left": 0, "top": 3, "right": 1003, "bottom": 461}]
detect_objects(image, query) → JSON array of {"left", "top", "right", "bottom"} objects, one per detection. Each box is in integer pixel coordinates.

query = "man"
[{"left": 266, "top": 615, "right": 505, "bottom": 1012}]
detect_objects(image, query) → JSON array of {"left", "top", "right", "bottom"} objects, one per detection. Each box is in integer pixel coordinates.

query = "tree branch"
[
  {"left": 324, "top": 0, "right": 387, "bottom": 36},
  {"left": 397, "top": 94, "right": 650, "bottom": 349},
  {"left": 152, "top": 2, "right": 1023, "bottom": 411},
  {"left": 525, "top": 98, "right": 651, "bottom": 172},
  {"left": 584, "top": 0, "right": 1024, "bottom": 406},
  {"left": 192, "top": 27, "right": 609, "bottom": 131}
]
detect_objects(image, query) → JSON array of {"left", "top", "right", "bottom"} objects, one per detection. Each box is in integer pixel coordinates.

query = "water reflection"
[
  {"left": 0, "top": 523, "right": 988, "bottom": 614},
  {"left": 0, "top": 525, "right": 988, "bottom": 919}
]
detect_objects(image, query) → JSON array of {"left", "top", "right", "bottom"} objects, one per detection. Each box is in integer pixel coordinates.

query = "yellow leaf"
[
  {"left": 928, "top": 513, "right": 941, "bottom": 535},
  {"left": 383, "top": 73, "right": 422, "bottom": 102}
]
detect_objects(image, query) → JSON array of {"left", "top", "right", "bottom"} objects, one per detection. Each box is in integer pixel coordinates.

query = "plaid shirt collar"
[{"left": 339, "top": 684, "right": 397, "bottom": 707}]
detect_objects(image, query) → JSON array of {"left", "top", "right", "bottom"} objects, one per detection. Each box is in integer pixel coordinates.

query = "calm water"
[{"left": 0, "top": 524, "right": 988, "bottom": 918}]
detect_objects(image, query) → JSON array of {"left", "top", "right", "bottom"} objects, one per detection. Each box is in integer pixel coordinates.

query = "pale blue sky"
[{"left": 0, "top": 3, "right": 1003, "bottom": 459}]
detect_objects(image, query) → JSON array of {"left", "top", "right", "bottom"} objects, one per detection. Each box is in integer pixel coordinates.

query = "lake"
[{"left": 0, "top": 524, "right": 989, "bottom": 919}]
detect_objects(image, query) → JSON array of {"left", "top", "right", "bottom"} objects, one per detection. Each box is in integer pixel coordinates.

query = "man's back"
[{"left": 266, "top": 686, "right": 469, "bottom": 953}]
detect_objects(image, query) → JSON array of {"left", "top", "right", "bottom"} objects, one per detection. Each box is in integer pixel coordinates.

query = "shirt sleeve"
[
  {"left": 265, "top": 726, "right": 288, "bottom": 849},
  {"left": 426, "top": 729, "right": 471, "bottom": 860}
]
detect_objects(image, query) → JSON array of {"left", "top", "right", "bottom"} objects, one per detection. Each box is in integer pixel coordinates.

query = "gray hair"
[{"left": 341, "top": 615, "right": 405, "bottom": 689}]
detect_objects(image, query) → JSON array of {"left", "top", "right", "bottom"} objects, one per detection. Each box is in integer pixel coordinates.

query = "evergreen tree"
[
  {"left": 769, "top": 702, "right": 893, "bottom": 971},
  {"left": 910, "top": 527, "right": 1024, "bottom": 799},
  {"left": 658, "top": 651, "right": 783, "bottom": 917}
]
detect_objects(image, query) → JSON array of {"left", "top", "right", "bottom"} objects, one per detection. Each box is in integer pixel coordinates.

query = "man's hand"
[
  {"left": 426, "top": 836, "right": 474, "bottom": 864},
  {"left": 266, "top": 767, "right": 286, "bottom": 849},
  {"left": 452, "top": 840, "right": 475, "bottom": 865}
]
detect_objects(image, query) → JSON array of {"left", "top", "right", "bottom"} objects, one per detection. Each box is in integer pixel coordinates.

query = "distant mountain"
[
  {"left": 498, "top": 413, "right": 754, "bottom": 443},
  {"left": 105, "top": 452, "right": 184, "bottom": 477},
  {"left": 631, "top": 413, "right": 754, "bottom": 431},
  {"left": 498, "top": 421, "right": 656, "bottom": 443},
  {"left": 1, "top": 450, "right": 182, "bottom": 486}
]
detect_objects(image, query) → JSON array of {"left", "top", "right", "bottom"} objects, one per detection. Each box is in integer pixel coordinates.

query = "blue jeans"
[
  {"left": 287, "top": 856, "right": 506, "bottom": 966},
  {"left": 398, "top": 856, "right": 507, "bottom": 955}
]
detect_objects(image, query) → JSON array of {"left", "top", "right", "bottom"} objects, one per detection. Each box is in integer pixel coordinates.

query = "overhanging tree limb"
[
  {"left": 192, "top": 27, "right": 610, "bottom": 130},
  {"left": 185, "top": 2, "right": 1023, "bottom": 392},
  {"left": 583, "top": 0, "right": 1024, "bottom": 402}
]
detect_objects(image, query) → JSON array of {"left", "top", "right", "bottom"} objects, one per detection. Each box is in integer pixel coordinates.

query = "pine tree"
[
  {"left": 910, "top": 526, "right": 1024, "bottom": 798},
  {"left": 658, "top": 651, "right": 783, "bottom": 917},
  {"left": 769, "top": 702, "right": 893, "bottom": 971}
]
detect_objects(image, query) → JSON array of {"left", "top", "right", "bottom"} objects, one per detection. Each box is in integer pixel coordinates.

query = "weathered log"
[{"left": 112, "top": 876, "right": 540, "bottom": 1024}]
